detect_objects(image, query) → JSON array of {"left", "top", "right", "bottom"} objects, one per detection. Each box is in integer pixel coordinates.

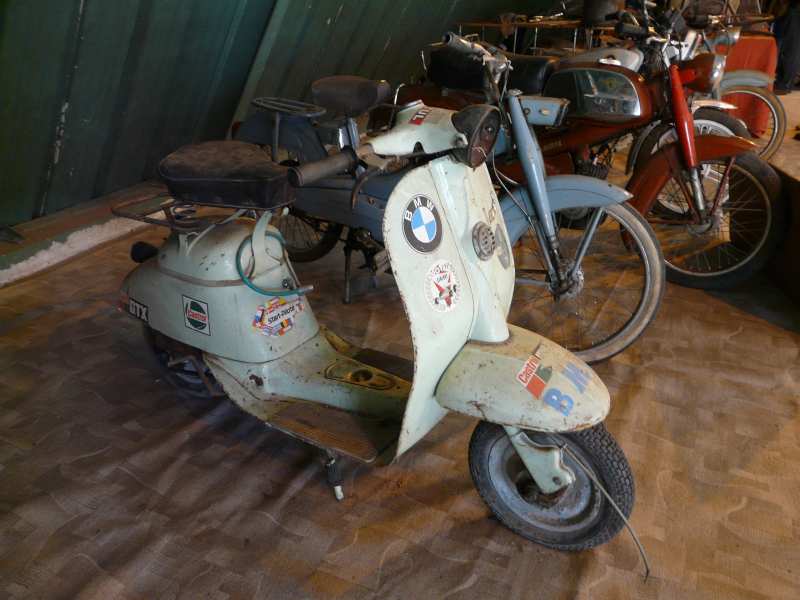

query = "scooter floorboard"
[{"left": 268, "top": 401, "right": 401, "bottom": 464}]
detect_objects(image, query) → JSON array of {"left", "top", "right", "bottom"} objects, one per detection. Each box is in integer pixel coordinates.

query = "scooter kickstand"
[{"left": 325, "top": 452, "right": 345, "bottom": 501}]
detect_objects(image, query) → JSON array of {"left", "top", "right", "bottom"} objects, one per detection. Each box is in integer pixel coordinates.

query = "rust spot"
[{"left": 249, "top": 374, "right": 264, "bottom": 387}]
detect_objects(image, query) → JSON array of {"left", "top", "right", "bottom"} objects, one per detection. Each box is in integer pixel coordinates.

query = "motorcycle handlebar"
[
  {"left": 288, "top": 148, "right": 358, "bottom": 187},
  {"left": 441, "top": 32, "right": 493, "bottom": 59},
  {"left": 615, "top": 21, "right": 650, "bottom": 39}
]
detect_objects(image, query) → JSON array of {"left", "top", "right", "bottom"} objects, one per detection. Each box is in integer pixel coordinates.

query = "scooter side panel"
[
  {"left": 436, "top": 324, "right": 610, "bottom": 432},
  {"left": 499, "top": 175, "right": 632, "bottom": 244},
  {"left": 382, "top": 159, "right": 477, "bottom": 456}
]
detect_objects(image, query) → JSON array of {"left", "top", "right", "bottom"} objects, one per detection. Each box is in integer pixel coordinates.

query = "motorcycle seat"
[
  {"left": 158, "top": 141, "right": 293, "bottom": 210},
  {"left": 506, "top": 54, "right": 559, "bottom": 95},
  {"left": 311, "top": 76, "right": 392, "bottom": 118}
]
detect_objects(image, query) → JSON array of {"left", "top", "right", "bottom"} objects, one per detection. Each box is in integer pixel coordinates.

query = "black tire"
[
  {"left": 143, "top": 326, "right": 224, "bottom": 400},
  {"left": 272, "top": 209, "right": 343, "bottom": 262},
  {"left": 648, "top": 152, "right": 785, "bottom": 289},
  {"left": 720, "top": 85, "right": 786, "bottom": 160},
  {"left": 634, "top": 107, "right": 751, "bottom": 175},
  {"left": 469, "top": 422, "right": 634, "bottom": 551},
  {"left": 511, "top": 202, "right": 665, "bottom": 364}
]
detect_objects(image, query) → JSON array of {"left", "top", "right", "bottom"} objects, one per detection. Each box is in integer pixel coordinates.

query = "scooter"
[
  {"left": 235, "top": 67, "right": 664, "bottom": 365},
  {"left": 114, "top": 90, "right": 635, "bottom": 551}
]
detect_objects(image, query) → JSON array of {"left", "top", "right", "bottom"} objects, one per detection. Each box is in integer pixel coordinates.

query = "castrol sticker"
[
  {"left": 515, "top": 346, "right": 552, "bottom": 399},
  {"left": 252, "top": 296, "right": 303, "bottom": 337},
  {"left": 424, "top": 260, "right": 461, "bottom": 312},
  {"left": 183, "top": 296, "right": 210, "bottom": 335}
]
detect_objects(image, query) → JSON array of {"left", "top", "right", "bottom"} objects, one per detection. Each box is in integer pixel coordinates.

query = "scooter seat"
[
  {"left": 311, "top": 76, "right": 392, "bottom": 118},
  {"left": 158, "top": 141, "right": 293, "bottom": 210}
]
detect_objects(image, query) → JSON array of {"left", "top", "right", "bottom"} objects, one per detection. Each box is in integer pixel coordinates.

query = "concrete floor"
[{"left": 0, "top": 218, "right": 798, "bottom": 599}]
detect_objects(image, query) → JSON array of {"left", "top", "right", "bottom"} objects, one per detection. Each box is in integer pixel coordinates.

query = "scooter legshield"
[{"left": 435, "top": 324, "right": 610, "bottom": 432}]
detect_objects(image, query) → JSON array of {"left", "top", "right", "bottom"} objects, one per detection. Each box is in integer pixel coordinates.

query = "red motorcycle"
[{"left": 402, "top": 13, "right": 784, "bottom": 289}]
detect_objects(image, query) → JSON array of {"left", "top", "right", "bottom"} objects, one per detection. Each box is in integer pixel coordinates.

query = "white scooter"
[{"left": 115, "top": 86, "right": 634, "bottom": 550}]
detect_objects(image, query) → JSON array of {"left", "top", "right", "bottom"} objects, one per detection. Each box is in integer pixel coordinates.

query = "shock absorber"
[{"left": 669, "top": 63, "right": 706, "bottom": 213}]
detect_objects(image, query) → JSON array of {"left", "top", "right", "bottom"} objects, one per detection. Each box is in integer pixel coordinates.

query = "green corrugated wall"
[{"left": 0, "top": 0, "right": 546, "bottom": 226}]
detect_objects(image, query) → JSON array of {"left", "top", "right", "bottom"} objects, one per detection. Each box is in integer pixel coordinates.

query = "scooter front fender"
[
  {"left": 721, "top": 69, "right": 772, "bottom": 90},
  {"left": 627, "top": 134, "right": 756, "bottom": 215},
  {"left": 500, "top": 175, "right": 632, "bottom": 244},
  {"left": 435, "top": 324, "right": 610, "bottom": 432}
]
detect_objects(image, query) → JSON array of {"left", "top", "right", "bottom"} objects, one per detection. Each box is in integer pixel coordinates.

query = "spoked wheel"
[
  {"left": 510, "top": 203, "right": 665, "bottom": 364},
  {"left": 646, "top": 153, "right": 785, "bottom": 289},
  {"left": 721, "top": 85, "right": 786, "bottom": 160},
  {"left": 635, "top": 108, "right": 751, "bottom": 218},
  {"left": 469, "top": 422, "right": 634, "bottom": 550},
  {"left": 143, "top": 326, "right": 224, "bottom": 400},
  {"left": 271, "top": 209, "right": 343, "bottom": 262}
]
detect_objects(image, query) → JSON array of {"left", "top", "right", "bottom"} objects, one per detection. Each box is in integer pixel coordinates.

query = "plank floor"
[{"left": 0, "top": 227, "right": 798, "bottom": 600}]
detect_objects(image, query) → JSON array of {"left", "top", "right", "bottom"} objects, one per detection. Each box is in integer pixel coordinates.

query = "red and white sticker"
[
  {"left": 409, "top": 107, "right": 432, "bottom": 125},
  {"left": 252, "top": 296, "right": 303, "bottom": 337},
  {"left": 515, "top": 346, "right": 552, "bottom": 399},
  {"left": 424, "top": 260, "right": 461, "bottom": 312}
]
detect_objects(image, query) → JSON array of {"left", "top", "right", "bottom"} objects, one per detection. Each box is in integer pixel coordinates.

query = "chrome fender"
[
  {"left": 500, "top": 175, "right": 632, "bottom": 244},
  {"left": 435, "top": 324, "right": 610, "bottom": 432},
  {"left": 721, "top": 69, "right": 773, "bottom": 90}
]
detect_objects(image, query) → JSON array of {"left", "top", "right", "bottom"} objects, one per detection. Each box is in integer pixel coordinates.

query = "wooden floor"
[{"left": 0, "top": 227, "right": 798, "bottom": 600}]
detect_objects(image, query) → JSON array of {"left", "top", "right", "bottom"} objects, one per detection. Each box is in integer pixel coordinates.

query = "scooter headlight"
[{"left": 451, "top": 105, "right": 501, "bottom": 168}]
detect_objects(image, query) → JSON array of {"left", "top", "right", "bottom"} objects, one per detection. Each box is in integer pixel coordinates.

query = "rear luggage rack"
[{"left": 251, "top": 97, "right": 327, "bottom": 118}]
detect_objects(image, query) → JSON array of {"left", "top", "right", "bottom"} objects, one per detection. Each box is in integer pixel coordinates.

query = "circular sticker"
[
  {"left": 402, "top": 195, "right": 442, "bottom": 253},
  {"left": 424, "top": 260, "right": 461, "bottom": 313}
]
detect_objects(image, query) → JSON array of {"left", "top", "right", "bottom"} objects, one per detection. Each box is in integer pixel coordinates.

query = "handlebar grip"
[
  {"left": 441, "top": 32, "right": 485, "bottom": 57},
  {"left": 288, "top": 148, "right": 358, "bottom": 187},
  {"left": 614, "top": 22, "right": 650, "bottom": 39}
]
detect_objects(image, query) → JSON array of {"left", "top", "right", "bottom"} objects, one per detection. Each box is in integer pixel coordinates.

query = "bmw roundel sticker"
[{"left": 402, "top": 195, "right": 442, "bottom": 253}]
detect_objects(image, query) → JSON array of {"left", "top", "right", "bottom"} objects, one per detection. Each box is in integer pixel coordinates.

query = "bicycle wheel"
[
  {"left": 720, "top": 85, "right": 786, "bottom": 160},
  {"left": 645, "top": 152, "right": 785, "bottom": 289},
  {"left": 509, "top": 202, "right": 665, "bottom": 364},
  {"left": 272, "top": 209, "right": 343, "bottom": 262}
]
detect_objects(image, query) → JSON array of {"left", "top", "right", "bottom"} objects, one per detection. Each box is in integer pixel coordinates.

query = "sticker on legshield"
[
  {"left": 409, "top": 107, "right": 432, "bottom": 125},
  {"left": 183, "top": 295, "right": 210, "bottom": 335},
  {"left": 515, "top": 345, "right": 552, "bottom": 399},
  {"left": 252, "top": 296, "right": 303, "bottom": 337},
  {"left": 402, "top": 195, "right": 442, "bottom": 253},
  {"left": 424, "top": 260, "right": 461, "bottom": 312}
]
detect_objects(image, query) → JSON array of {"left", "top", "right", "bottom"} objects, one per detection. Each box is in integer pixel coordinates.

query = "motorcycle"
[
  {"left": 410, "top": 21, "right": 784, "bottom": 290},
  {"left": 235, "top": 72, "right": 664, "bottom": 365},
  {"left": 113, "top": 90, "right": 636, "bottom": 551}
]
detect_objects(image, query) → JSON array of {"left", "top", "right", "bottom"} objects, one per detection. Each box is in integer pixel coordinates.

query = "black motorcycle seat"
[
  {"left": 506, "top": 54, "right": 559, "bottom": 95},
  {"left": 311, "top": 76, "right": 392, "bottom": 118},
  {"left": 428, "top": 47, "right": 558, "bottom": 95},
  {"left": 158, "top": 141, "right": 293, "bottom": 210}
]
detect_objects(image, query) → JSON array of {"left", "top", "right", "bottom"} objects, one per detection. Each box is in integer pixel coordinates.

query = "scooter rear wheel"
[
  {"left": 272, "top": 209, "right": 343, "bottom": 263},
  {"left": 469, "top": 422, "right": 634, "bottom": 550}
]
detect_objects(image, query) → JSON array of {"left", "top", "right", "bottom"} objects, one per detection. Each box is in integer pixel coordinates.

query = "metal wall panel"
[
  {"left": 0, "top": 0, "right": 545, "bottom": 226},
  {"left": 0, "top": 0, "right": 276, "bottom": 225}
]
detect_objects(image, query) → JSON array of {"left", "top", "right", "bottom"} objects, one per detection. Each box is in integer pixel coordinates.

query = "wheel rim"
[
  {"left": 722, "top": 89, "right": 779, "bottom": 157},
  {"left": 272, "top": 210, "right": 334, "bottom": 255},
  {"left": 648, "top": 161, "right": 772, "bottom": 277},
  {"left": 487, "top": 432, "right": 604, "bottom": 538},
  {"left": 652, "top": 118, "right": 738, "bottom": 215},
  {"left": 509, "top": 207, "right": 651, "bottom": 354}
]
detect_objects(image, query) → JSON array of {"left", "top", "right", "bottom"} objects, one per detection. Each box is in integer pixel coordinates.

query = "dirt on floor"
[{"left": 0, "top": 227, "right": 798, "bottom": 600}]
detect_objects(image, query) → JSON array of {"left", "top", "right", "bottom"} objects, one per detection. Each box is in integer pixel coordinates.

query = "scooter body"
[{"left": 120, "top": 153, "right": 609, "bottom": 467}]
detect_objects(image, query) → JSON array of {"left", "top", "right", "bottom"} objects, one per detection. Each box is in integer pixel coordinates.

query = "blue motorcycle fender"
[
  {"left": 435, "top": 325, "right": 610, "bottom": 432},
  {"left": 721, "top": 69, "right": 772, "bottom": 90},
  {"left": 499, "top": 174, "right": 632, "bottom": 243}
]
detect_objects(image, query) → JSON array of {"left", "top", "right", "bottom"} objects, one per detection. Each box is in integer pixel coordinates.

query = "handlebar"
[
  {"left": 615, "top": 21, "right": 650, "bottom": 39},
  {"left": 441, "top": 32, "right": 493, "bottom": 59},
  {"left": 288, "top": 147, "right": 358, "bottom": 187}
]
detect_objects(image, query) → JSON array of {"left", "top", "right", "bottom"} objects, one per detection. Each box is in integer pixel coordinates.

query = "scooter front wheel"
[{"left": 469, "top": 422, "right": 634, "bottom": 551}]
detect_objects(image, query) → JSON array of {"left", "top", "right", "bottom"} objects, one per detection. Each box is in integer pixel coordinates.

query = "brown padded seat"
[
  {"left": 311, "top": 76, "right": 392, "bottom": 117},
  {"left": 158, "top": 141, "right": 292, "bottom": 209}
]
